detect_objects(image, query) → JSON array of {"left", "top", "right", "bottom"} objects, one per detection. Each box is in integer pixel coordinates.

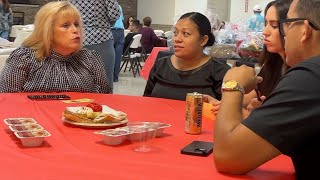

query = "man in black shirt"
[
  {"left": 213, "top": 0, "right": 320, "bottom": 179},
  {"left": 123, "top": 19, "right": 141, "bottom": 54}
]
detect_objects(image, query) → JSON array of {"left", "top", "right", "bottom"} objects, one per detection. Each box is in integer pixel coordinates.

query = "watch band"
[{"left": 222, "top": 80, "right": 245, "bottom": 94}]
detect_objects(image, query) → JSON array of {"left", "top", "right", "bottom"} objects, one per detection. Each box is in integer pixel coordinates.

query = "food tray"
[
  {"left": 9, "top": 124, "right": 44, "bottom": 132},
  {"left": 4, "top": 118, "right": 37, "bottom": 125},
  {"left": 14, "top": 130, "right": 51, "bottom": 147},
  {"left": 94, "top": 122, "right": 171, "bottom": 146},
  {"left": 4, "top": 118, "right": 50, "bottom": 147}
]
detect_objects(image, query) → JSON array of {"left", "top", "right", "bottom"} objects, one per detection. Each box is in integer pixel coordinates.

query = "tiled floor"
[{"left": 113, "top": 64, "right": 147, "bottom": 96}]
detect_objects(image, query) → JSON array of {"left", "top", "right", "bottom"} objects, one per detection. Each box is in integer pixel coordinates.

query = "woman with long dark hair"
[{"left": 243, "top": 0, "right": 292, "bottom": 114}]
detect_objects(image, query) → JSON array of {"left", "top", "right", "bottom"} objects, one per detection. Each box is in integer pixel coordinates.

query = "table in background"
[
  {"left": 141, "top": 47, "right": 169, "bottom": 80},
  {"left": 0, "top": 92, "right": 295, "bottom": 180}
]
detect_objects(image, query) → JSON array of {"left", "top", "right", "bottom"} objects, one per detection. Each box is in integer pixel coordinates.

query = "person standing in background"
[
  {"left": 248, "top": 5, "right": 264, "bottom": 32},
  {"left": 0, "top": 0, "right": 13, "bottom": 40},
  {"left": 69, "top": 0, "right": 120, "bottom": 89},
  {"left": 112, "top": 4, "right": 125, "bottom": 82}
]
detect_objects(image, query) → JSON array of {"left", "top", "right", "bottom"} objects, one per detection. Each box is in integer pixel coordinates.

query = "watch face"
[{"left": 225, "top": 80, "right": 237, "bottom": 88}]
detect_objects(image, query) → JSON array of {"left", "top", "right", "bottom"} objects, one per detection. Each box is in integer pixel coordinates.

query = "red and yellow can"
[{"left": 185, "top": 92, "right": 203, "bottom": 134}]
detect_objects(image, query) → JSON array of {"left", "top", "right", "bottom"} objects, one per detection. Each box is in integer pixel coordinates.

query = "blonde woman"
[{"left": 0, "top": 1, "right": 112, "bottom": 93}]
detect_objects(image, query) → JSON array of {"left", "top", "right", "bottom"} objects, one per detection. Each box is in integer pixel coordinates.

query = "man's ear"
[
  {"left": 301, "top": 20, "right": 312, "bottom": 42},
  {"left": 201, "top": 35, "right": 209, "bottom": 47}
]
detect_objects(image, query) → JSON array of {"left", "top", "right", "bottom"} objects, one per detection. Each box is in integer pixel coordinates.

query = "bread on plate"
[{"left": 63, "top": 103, "right": 127, "bottom": 123}]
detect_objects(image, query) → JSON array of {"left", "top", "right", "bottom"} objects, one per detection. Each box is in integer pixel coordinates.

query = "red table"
[
  {"left": 141, "top": 47, "right": 169, "bottom": 80},
  {"left": 0, "top": 92, "right": 295, "bottom": 179}
]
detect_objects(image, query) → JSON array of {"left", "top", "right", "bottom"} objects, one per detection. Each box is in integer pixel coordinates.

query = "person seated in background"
[
  {"left": 139, "top": 16, "right": 165, "bottom": 54},
  {"left": 219, "top": 21, "right": 225, "bottom": 30},
  {"left": 143, "top": 12, "right": 230, "bottom": 101},
  {"left": 214, "top": 0, "right": 320, "bottom": 178},
  {"left": 0, "top": 1, "right": 112, "bottom": 93},
  {"left": 123, "top": 19, "right": 141, "bottom": 54},
  {"left": 125, "top": 16, "right": 134, "bottom": 29}
]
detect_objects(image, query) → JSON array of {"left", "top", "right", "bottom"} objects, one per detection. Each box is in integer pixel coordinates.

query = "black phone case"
[
  {"left": 27, "top": 94, "right": 71, "bottom": 100},
  {"left": 181, "top": 141, "right": 213, "bottom": 157}
]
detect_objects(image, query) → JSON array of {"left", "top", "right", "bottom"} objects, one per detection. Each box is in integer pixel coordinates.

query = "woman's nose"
[
  {"left": 173, "top": 33, "right": 182, "bottom": 43},
  {"left": 262, "top": 26, "right": 270, "bottom": 37},
  {"left": 71, "top": 25, "right": 79, "bottom": 33}
]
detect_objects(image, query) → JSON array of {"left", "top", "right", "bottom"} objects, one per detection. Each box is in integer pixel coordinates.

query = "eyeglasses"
[{"left": 278, "top": 18, "right": 320, "bottom": 36}]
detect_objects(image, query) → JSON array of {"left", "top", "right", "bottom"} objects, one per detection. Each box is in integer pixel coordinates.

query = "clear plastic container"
[
  {"left": 9, "top": 124, "right": 43, "bottom": 132},
  {"left": 4, "top": 118, "right": 37, "bottom": 125},
  {"left": 14, "top": 130, "right": 51, "bottom": 147},
  {"left": 94, "top": 129, "right": 130, "bottom": 146}
]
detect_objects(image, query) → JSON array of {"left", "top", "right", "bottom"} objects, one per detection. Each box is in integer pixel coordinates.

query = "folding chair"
[{"left": 120, "top": 34, "right": 143, "bottom": 77}]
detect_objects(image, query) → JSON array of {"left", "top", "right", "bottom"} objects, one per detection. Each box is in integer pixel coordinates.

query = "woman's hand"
[
  {"left": 246, "top": 95, "right": 267, "bottom": 114},
  {"left": 203, "top": 95, "right": 220, "bottom": 115}
]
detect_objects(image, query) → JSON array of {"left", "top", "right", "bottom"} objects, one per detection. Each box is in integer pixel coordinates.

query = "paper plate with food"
[{"left": 62, "top": 103, "right": 128, "bottom": 128}]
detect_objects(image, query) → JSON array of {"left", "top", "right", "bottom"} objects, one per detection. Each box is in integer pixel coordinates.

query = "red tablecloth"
[
  {"left": 0, "top": 92, "right": 295, "bottom": 180},
  {"left": 141, "top": 47, "right": 169, "bottom": 80}
]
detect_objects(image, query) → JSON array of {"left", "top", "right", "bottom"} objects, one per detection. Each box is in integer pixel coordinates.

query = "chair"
[
  {"left": 120, "top": 34, "right": 143, "bottom": 77},
  {"left": 154, "top": 30, "right": 164, "bottom": 37},
  {"left": 124, "top": 29, "right": 130, "bottom": 37},
  {"left": 12, "top": 31, "right": 32, "bottom": 48},
  {"left": 0, "top": 55, "right": 10, "bottom": 73},
  {"left": 164, "top": 31, "right": 172, "bottom": 38},
  {"left": 9, "top": 25, "right": 25, "bottom": 38}
]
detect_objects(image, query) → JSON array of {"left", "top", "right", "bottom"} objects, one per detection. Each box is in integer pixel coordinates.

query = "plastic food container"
[
  {"left": 94, "top": 122, "right": 171, "bottom": 146},
  {"left": 4, "top": 118, "right": 37, "bottom": 125},
  {"left": 14, "top": 130, "right": 51, "bottom": 147},
  {"left": 9, "top": 124, "right": 43, "bottom": 132},
  {"left": 126, "top": 125, "right": 157, "bottom": 142},
  {"left": 94, "top": 129, "right": 130, "bottom": 145},
  {"left": 127, "top": 122, "right": 171, "bottom": 137}
]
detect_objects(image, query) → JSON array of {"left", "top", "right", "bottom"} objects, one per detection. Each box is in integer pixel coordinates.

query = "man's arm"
[{"left": 213, "top": 65, "right": 281, "bottom": 174}]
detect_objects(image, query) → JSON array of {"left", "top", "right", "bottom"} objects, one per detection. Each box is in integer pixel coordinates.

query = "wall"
[
  {"left": 175, "top": 0, "right": 208, "bottom": 23},
  {"left": 118, "top": 0, "right": 138, "bottom": 26},
  {"left": 137, "top": 0, "right": 174, "bottom": 25},
  {"left": 207, "top": 0, "right": 229, "bottom": 21},
  {"left": 229, "top": 0, "right": 272, "bottom": 23}
]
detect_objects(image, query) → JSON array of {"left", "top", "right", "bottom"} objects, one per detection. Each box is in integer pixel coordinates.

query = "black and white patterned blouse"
[
  {"left": 69, "top": 0, "right": 120, "bottom": 46},
  {"left": 0, "top": 47, "right": 112, "bottom": 93}
]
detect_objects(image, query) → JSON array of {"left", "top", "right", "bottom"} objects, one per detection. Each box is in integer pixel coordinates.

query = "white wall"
[
  {"left": 229, "top": 0, "right": 272, "bottom": 23},
  {"left": 137, "top": 0, "right": 175, "bottom": 25},
  {"left": 137, "top": 0, "right": 273, "bottom": 27},
  {"left": 207, "top": 0, "right": 229, "bottom": 21}
]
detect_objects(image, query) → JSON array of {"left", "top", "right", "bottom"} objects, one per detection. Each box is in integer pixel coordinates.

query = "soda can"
[{"left": 185, "top": 92, "right": 203, "bottom": 134}]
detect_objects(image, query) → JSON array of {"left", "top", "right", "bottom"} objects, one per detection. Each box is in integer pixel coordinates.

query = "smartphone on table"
[{"left": 181, "top": 141, "right": 213, "bottom": 157}]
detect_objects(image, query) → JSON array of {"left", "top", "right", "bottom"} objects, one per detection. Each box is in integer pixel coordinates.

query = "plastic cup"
[{"left": 128, "top": 126, "right": 157, "bottom": 152}]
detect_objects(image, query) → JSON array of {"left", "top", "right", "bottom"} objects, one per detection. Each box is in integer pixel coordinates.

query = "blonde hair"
[{"left": 22, "top": 1, "right": 83, "bottom": 60}]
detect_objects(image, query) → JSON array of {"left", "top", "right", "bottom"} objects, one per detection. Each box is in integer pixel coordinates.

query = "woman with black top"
[{"left": 143, "top": 12, "right": 230, "bottom": 101}]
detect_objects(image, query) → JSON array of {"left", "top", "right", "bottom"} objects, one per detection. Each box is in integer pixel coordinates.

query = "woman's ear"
[{"left": 201, "top": 35, "right": 209, "bottom": 47}]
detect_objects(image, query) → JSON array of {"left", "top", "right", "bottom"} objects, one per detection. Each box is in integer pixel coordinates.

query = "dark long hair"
[
  {"left": 179, "top": 12, "right": 215, "bottom": 47},
  {"left": 258, "top": 0, "right": 292, "bottom": 96},
  {"left": 2, "top": 0, "right": 11, "bottom": 13}
]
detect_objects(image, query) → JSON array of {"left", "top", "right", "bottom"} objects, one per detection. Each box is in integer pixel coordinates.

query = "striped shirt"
[
  {"left": 69, "top": 0, "right": 120, "bottom": 46},
  {"left": 0, "top": 47, "right": 112, "bottom": 93}
]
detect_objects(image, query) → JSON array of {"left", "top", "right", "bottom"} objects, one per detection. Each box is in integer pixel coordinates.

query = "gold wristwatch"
[{"left": 222, "top": 80, "right": 245, "bottom": 94}]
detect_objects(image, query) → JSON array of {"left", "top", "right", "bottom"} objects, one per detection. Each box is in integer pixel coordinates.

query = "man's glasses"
[{"left": 278, "top": 18, "right": 320, "bottom": 36}]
